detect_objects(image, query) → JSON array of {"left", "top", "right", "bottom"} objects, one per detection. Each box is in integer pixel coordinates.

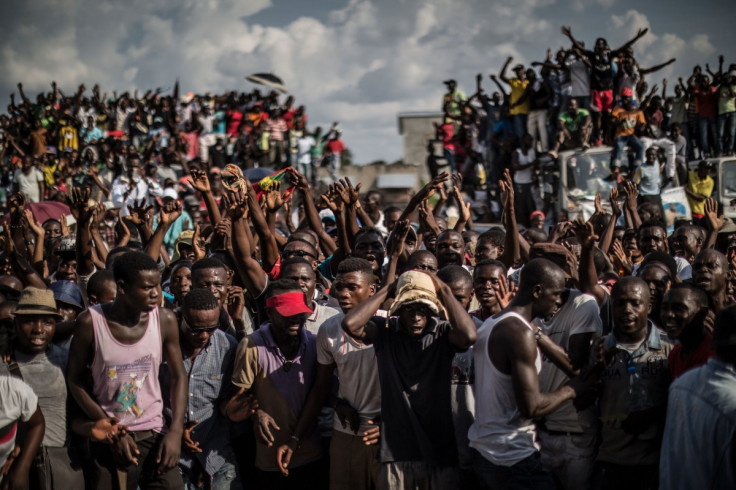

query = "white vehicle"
[{"left": 556, "top": 146, "right": 616, "bottom": 221}]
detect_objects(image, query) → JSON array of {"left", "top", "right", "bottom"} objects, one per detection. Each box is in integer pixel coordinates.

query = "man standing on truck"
[{"left": 685, "top": 160, "right": 715, "bottom": 224}]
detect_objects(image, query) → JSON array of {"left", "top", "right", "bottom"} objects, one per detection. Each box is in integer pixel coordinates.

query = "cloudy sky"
[{"left": 2, "top": 0, "right": 734, "bottom": 163}]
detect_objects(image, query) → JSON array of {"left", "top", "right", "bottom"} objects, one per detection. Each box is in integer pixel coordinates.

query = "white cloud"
[
  {"left": 0, "top": 0, "right": 728, "bottom": 163},
  {"left": 691, "top": 34, "right": 715, "bottom": 55}
]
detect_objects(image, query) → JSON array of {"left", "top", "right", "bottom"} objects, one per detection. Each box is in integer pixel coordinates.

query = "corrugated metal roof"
[{"left": 376, "top": 173, "right": 416, "bottom": 189}]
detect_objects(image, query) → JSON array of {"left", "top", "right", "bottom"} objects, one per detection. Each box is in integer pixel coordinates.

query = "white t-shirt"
[
  {"left": 316, "top": 315, "right": 381, "bottom": 433},
  {"left": 297, "top": 135, "right": 316, "bottom": 165},
  {"left": 0, "top": 374, "right": 38, "bottom": 476},
  {"left": 13, "top": 168, "right": 44, "bottom": 203}
]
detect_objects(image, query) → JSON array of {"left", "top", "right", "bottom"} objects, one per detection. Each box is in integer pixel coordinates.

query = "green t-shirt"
[
  {"left": 559, "top": 109, "right": 590, "bottom": 132},
  {"left": 717, "top": 84, "right": 736, "bottom": 115}
]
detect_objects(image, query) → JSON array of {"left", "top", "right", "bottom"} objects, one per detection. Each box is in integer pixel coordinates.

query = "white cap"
[{"left": 163, "top": 188, "right": 178, "bottom": 200}]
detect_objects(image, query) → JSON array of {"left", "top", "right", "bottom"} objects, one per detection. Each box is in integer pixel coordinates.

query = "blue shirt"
[
  {"left": 159, "top": 329, "right": 238, "bottom": 476},
  {"left": 660, "top": 358, "right": 736, "bottom": 489}
]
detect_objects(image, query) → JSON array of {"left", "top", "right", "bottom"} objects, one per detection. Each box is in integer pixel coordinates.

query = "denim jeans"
[
  {"left": 472, "top": 450, "right": 556, "bottom": 490},
  {"left": 182, "top": 460, "right": 240, "bottom": 490},
  {"left": 512, "top": 113, "right": 528, "bottom": 141},
  {"left": 611, "top": 135, "right": 644, "bottom": 169},
  {"left": 718, "top": 111, "right": 736, "bottom": 154},
  {"left": 699, "top": 116, "right": 719, "bottom": 156}
]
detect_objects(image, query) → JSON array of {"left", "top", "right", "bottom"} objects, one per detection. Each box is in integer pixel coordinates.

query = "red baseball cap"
[
  {"left": 265, "top": 291, "right": 313, "bottom": 317},
  {"left": 620, "top": 87, "right": 633, "bottom": 97}
]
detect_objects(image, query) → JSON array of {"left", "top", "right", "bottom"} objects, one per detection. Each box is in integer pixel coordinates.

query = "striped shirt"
[{"left": 159, "top": 329, "right": 238, "bottom": 476}]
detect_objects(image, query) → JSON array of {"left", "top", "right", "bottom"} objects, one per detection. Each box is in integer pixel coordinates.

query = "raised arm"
[
  {"left": 498, "top": 169, "right": 521, "bottom": 268},
  {"left": 573, "top": 220, "right": 608, "bottom": 306},
  {"left": 342, "top": 283, "right": 394, "bottom": 341},
  {"left": 612, "top": 27, "right": 649, "bottom": 55},
  {"left": 560, "top": 26, "right": 586, "bottom": 53},
  {"left": 398, "top": 171, "right": 450, "bottom": 223},
  {"left": 244, "top": 177, "right": 280, "bottom": 273},
  {"left": 145, "top": 201, "right": 182, "bottom": 262},
  {"left": 222, "top": 190, "right": 267, "bottom": 302},
  {"left": 70, "top": 186, "right": 97, "bottom": 276},
  {"left": 488, "top": 74, "right": 508, "bottom": 98},
  {"left": 430, "top": 274, "right": 477, "bottom": 349},
  {"left": 639, "top": 58, "right": 676, "bottom": 76},
  {"left": 499, "top": 56, "right": 514, "bottom": 85},
  {"left": 188, "top": 169, "right": 222, "bottom": 224},
  {"left": 290, "top": 170, "right": 337, "bottom": 255}
]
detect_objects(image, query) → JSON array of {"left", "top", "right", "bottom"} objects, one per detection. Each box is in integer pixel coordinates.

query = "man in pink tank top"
[
  {"left": 68, "top": 251, "right": 188, "bottom": 489},
  {"left": 469, "top": 258, "right": 595, "bottom": 490}
]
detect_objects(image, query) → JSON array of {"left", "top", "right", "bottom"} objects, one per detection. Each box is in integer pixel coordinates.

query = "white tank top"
[
  {"left": 514, "top": 148, "right": 535, "bottom": 184},
  {"left": 468, "top": 311, "right": 541, "bottom": 466}
]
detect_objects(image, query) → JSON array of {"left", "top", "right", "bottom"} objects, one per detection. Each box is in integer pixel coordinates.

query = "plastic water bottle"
[{"left": 627, "top": 364, "right": 649, "bottom": 412}]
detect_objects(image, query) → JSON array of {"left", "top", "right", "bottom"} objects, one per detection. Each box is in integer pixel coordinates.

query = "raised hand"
[
  {"left": 23, "top": 209, "right": 45, "bottom": 238},
  {"left": 91, "top": 202, "right": 107, "bottom": 229},
  {"left": 611, "top": 239, "right": 633, "bottom": 275},
  {"left": 572, "top": 219, "right": 599, "bottom": 250},
  {"left": 69, "top": 186, "right": 94, "bottom": 224},
  {"left": 609, "top": 187, "right": 622, "bottom": 217},
  {"left": 704, "top": 197, "right": 724, "bottom": 231},
  {"left": 222, "top": 190, "right": 248, "bottom": 220},
  {"left": 622, "top": 180, "right": 639, "bottom": 210},
  {"left": 225, "top": 286, "right": 244, "bottom": 322},
  {"left": 416, "top": 171, "right": 450, "bottom": 202},
  {"left": 191, "top": 225, "right": 207, "bottom": 261},
  {"left": 387, "top": 219, "right": 411, "bottom": 258},
  {"left": 188, "top": 169, "right": 211, "bottom": 193},
  {"left": 158, "top": 200, "right": 182, "bottom": 227},
  {"left": 264, "top": 183, "right": 284, "bottom": 212},
  {"left": 289, "top": 169, "right": 309, "bottom": 190},
  {"left": 344, "top": 177, "right": 362, "bottom": 205},
  {"left": 127, "top": 199, "right": 154, "bottom": 226},
  {"left": 60, "top": 214, "right": 71, "bottom": 236},
  {"left": 494, "top": 276, "right": 517, "bottom": 309}
]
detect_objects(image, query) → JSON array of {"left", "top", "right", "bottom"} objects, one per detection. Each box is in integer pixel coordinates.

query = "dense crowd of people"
[
  {"left": 0, "top": 23, "right": 735, "bottom": 490},
  {"left": 434, "top": 26, "right": 736, "bottom": 229}
]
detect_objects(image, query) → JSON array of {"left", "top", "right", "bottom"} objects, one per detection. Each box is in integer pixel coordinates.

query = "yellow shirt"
[
  {"left": 509, "top": 79, "right": 530, "bottom": 115},
  {"left": 687, "top": 171, "right": 714, "bottom": 215}
]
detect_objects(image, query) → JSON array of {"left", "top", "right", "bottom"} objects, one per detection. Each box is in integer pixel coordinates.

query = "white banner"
[{"left": 661, "top": 186, "right": 691, "bottom": 235}]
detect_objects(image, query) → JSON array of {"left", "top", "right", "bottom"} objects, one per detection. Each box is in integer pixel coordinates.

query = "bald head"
[{"left": 518, "top": 258, "right": 566, "bottom": 296}]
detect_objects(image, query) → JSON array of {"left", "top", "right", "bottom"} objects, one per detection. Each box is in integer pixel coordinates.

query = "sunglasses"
[
  {"left": 282, "top": 249, "right": 316, "bottom": 259},
  {"left": 182, "top": 317, "right": 218, "bottom": 335}
]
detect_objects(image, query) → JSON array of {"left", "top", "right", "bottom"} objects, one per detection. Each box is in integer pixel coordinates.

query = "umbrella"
[
  {"left": 2, "top": 201, "right": 71, "bottom": 225},
  {"left": 245, "top": 73, "right": 288, "bottom": 93}
]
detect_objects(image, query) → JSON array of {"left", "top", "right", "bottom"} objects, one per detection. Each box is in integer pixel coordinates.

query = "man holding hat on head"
[
  {"left": 5, "top": 287, "right": 85, "bottom": 488},
  {"left": 342, "top": 269, "right": 477, "bottom": 489}
]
